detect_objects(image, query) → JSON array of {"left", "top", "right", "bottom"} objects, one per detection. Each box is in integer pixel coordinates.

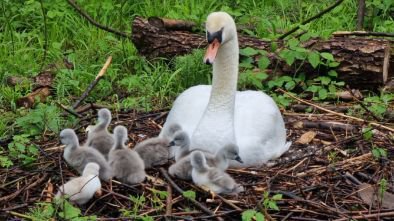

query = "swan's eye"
[{"left": 207, "top": 28, "right": 223, "bottom": 44}]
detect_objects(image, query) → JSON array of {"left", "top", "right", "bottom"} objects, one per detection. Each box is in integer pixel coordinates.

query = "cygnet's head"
[
  {"left": 98, "top": 108, "right": 112, "bottom": 126},
  {"left": 83, "top": 162, "right": 100, "bottom": 176},
  {"left": 204, "top": 11, "right": 237, "bottom": 64},
  {"left": 222, "top": 144, "right": 243, "bottom": 163},
  {"left": 59, "top": 129, "right": 78, "bottom": 146},
  {"left": 191, "top": 151, "right": 207, "bottom": 170},
  {"left": 114, "top": 125, "right": 128, "bottom": 147},
  {"left": 167, "top": 123, "right": 182, "bottom": 136},
  {"left": 169, "top": 131, "right": 189, "bottom": 148}
]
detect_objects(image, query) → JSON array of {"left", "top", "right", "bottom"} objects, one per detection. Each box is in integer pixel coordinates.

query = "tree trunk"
[{"left": 132, "top": 16, "right": 393, "bottom": 89}]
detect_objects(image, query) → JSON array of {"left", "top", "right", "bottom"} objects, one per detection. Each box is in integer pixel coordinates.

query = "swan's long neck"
[{"left": 206, "top": 38, "right": 239, "bottom": 112}]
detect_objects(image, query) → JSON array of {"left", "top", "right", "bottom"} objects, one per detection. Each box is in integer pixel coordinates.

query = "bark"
[
  {"left": 132, "top": 16, "right": 394, "bottom": 89},
  {"left": 357, "top": 0, "right": 366, "bottom": 30}
]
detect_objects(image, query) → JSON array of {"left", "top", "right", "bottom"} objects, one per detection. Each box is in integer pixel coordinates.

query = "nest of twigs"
[{"left": 1, "top": 107, "right": 393, "bottom": 220}]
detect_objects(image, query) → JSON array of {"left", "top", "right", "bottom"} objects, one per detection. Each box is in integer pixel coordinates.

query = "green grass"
[{"left": 0, "top": 0, "right": 393, "bottom": 139}]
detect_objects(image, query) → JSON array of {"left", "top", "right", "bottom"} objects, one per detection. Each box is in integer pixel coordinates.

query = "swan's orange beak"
[{"left": 204, "top": 39, "right": 220, "bottom": 65}]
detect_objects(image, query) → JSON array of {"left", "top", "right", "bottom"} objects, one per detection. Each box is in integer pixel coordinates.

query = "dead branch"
[
  {"left": 356, "top": 0, "right": 366, "bottom": 30},
  {"left": 159, "top": 167, "right": 215, "bottom": 216},
  {"left": 333, "top": 31, "right": 394, "bottom": 38},
  {"left": 148, "top": 16, "right": 196, "bottom": 31},
  {"left": 72, "top": 56, "right": 112, "bottom": 109},
  {"left": 16, "top": 86, "right": 51, "bottom": 108},
  {"left": 291, "top": 104, "right": 348, "bottom": 113},
  {"left": 66, "top": 0, "right": 128, "bottom": 38},
  {"left": 277, "top": 88, "right": 394, "bottom": 132},
  {"left": 278, "top": 0, "right": 345, "bottom": 39},
  {"left": 57, "top": 102, "right": 83, "bottom": 118},
  {"left": 333, "top": 211, "right": 394, "bottom": 221}
]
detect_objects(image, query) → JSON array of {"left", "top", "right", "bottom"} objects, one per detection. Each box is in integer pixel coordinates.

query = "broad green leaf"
[
  {"left": 268, "top": 201, "right": 280, "bottom": 210},
  {"left": 285, "top": 81, "right": 296, "bottom": 90},
  {"left": 258, "top": 56, "right": 270, "bottom": 70},
  {"left": 182, "top": 190, "right": 196, "bottom": 200},
  {"left": 240, "top": 47, "right": 258, "bottom": 56},
  {"left": 307, "top": 85, "right": 320, "bottom": 93},
  {"left": 318, "top": 88, "right": 328, "bottom": 99},
  {"left": 328, "top": 70, "right": 338, "bottom": 77},
  {"left": 287, "top": 38, "right": 300, "bottom": 49},
  {"left": 329, "top": 61, "right": 340, "bottom": 67},
  {"left": 272, "top": 194, "right": 283, "bottom": 200},
  {"left": 320, "top": 76, "right": 331, "bottom": 85},
  {"left": 320, "top": 52, "right": 335, "bottom": 61},
  {"left": 242, "top": 210, "right": 256, "bottom": 221},
  {"left": 255, "top": 212, "right": 265, "bottom": 221},
  {"left": 308, "top": 52, "right": 320, "bottom": 68}
]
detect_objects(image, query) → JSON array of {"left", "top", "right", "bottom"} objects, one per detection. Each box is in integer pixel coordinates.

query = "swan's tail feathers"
[{"left": 284, "top": 141, "right": 292, "bottom": 151}]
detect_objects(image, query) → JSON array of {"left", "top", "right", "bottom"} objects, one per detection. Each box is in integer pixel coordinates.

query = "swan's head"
[
  {"left": 98, "top": 108, "right": 112, "bottom": 126},
  {"left": 59, "top": 128, "right": 78, "bottom": 146},
  {"left": 204, "top": 12, "right": 236, "bottom": 64}
]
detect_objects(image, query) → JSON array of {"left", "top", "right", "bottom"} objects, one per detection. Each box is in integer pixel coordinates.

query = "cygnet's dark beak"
[
  {"left": 168, "top": 141, "right": 175, "bottom": 147},
  {"left": 235, "top": 155, "right": 243, "bottom": 163}
]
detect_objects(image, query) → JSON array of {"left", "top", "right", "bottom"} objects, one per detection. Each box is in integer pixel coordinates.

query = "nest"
[{"left": 1, "top": 108, "right": 393, "bottom": 220}]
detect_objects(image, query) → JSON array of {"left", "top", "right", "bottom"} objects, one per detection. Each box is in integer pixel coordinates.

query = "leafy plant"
[
  {"left": 182, "top": 190, "right": 196, "bottom": 200},
  {"left": 6, "top": 134, "right": 39, "bottom": 167},
  {"left": 242, "top": 209, "right": 265, "bottom": 221},
  {"left": 378, "top": 178, "right": 388, "bottom": 202},
  {"left": 372, "top": 147, "right": 387, "bottom": 160},
  {"left": 15, "top": 103, "right": 63, "bottom": 136},
  {"left": 262, "top": 192, "right": 282, "bottom": 211}
]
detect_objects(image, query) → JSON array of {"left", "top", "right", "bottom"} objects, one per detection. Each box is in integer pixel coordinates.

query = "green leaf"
[
  {"left": 285, "top": 81, "right": 296, "bottom": 90},
  {"left": 272, "top": 194, "right": 283, "bottom": 200},
  {"left": 255, "top": 212, "right": 265, "bottom": 221},
  {"left": 318, "top": 88, "right": 328, "bottom": 100},
  {"left": 287, "top": 38, "right": 300, "bottom": 49},
  {"left": 362, "top": 127, "right": 373, "bottom": 141},
  {"left": 182, "top": 190, "right": 196, "bottom": 200},
  {"left": 329, "top": 61, "right": 340, "bottom": 67},
  {"left": 320, "top": 76, "right": 331, "bottom": 85},
  {"left": 306, "top": 85, "right": 320, "bottom": 93},
  {"left": 256, "top": 72, "right": 269, "bottom": 81},
  {"left": 240, "top": 47, "right": 258, "bottom": 56},
  {"left": 242, "top": 210, "right": 256, "bottom": 221},
  {"left": 47, "top": 10, "right": 57, "bottom": 18},
  {"left": 268, "top": 201, "right": 279, "bottom": 210},
  {"left": 320, "top": 52, "right": 334, "bottom": 61},
  {"left": 308, "top": 52, "right": 320, "bottom": 68},
  {"left": 328, "top": 70, "right": 338, "bottom": 77},
  {"left": 258, "top": 56, "right": 270, "bottom": 70}
]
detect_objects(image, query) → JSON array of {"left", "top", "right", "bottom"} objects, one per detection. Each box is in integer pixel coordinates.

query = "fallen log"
[{"left": 132, "top": 16, "right": 393, "bottom": 89}]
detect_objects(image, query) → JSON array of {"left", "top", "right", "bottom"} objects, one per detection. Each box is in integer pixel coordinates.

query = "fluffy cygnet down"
[
  {"left": 108, "top": 125, "right": 146, "bottom": 184},
  {"left": 55, "top": 162, "right": 102, "bottom": 205},
  {"left": 86, "top": 108, "right": 114, "bottom": 159},
  {"left": 168, "top": 143, "right": 243, "bottom": 180},
  {"left": 170, "top": 130, "right": 191, "bottom": 162},
  {"left": 60, "top": 128, "right": 112, "bottom": 181},
  {"left": 134, "top": 124, "right": 182, "bottom": 169},
  {"left": 191, "top": 151, "right": 244, "bottom": 195}
]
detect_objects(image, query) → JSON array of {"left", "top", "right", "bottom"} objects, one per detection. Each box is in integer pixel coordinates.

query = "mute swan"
[
  {"left": 109, "top": 125, "right": 146, "bottom": 184},
  {"left": 135, "top": 124, "right": 181, "bottom": 168},
  {"left": 168, "top": 143, "right": 243, "bottom": 180},
  {"left": 86, "top": 108, "right": 114, "bottom": 159},
  {"left": 191, "top": 151, "right": 244, "bottom": 194},
  {"left": 160, "top": 12, "right": 291, "bottom": 167},
  {"left": 55, "top": 162, "right": 101, "bottom": 205},
  {"left": 60, "top": 129, "right": 112, "bottom": 181}
]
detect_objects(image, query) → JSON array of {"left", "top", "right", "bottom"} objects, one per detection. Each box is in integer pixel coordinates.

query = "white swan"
[{"left": 160, "top": 12, "right": 291, "bottom": 167}]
